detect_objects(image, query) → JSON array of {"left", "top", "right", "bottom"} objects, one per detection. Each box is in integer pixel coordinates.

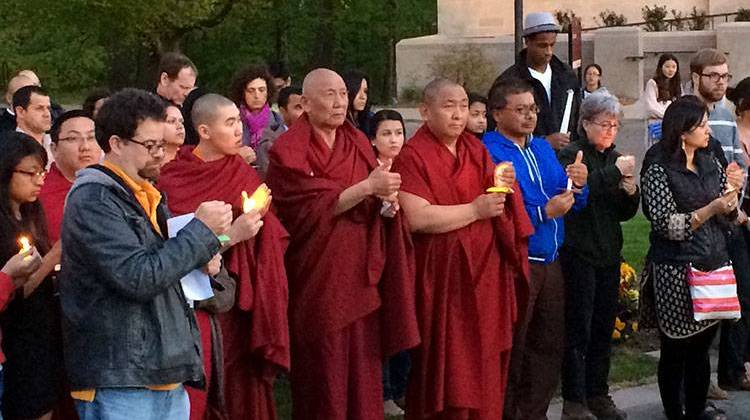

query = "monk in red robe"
[
  {"left": 266, "top": 68, "right": 419, "bottom": 420},
  {"left": 157, "top": 93, "right": 290, "bottom": 420},
  {"left": 38, "top": 110, "right": 101, "bottom": 420},
  {"left": 393, "top": 79, "right": 533, "bottom": 420}
]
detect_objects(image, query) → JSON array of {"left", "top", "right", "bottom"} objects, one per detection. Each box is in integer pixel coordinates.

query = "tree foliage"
[{"left": 0, "top": 0, "right": 436, "bottom": 104}]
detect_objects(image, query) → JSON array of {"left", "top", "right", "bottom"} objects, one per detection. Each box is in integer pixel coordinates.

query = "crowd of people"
[{"left": 3, "top": 8, "right": 750, "bottom": 420}]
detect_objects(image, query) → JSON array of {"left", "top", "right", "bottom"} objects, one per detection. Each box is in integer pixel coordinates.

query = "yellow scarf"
[{"left": 102, "top": 160, "right": 162, "bottom": 235}]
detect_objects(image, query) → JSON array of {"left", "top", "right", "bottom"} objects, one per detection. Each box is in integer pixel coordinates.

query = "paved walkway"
[{"left": 547, "top": 378, "right": 750, "bottom": 419}]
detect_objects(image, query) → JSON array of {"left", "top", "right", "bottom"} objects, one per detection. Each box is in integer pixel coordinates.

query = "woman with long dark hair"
[
  {"left": 641, "top": 96, "right": 736, "bottom": 420},
  {"left": 642, "top": 54, "right": 683, "bottom": 146},
  {"left": 343, "top": 70, "right": 373, "bottom": 136},
  {"left": 0, "top": 131, "right": 62, "bottom": 420},
  {"left": 583, "top": 64, "right": 607, "bottom": 99}
]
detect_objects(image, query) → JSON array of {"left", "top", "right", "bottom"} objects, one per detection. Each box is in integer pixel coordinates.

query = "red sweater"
[{"left": 0, "top": 272, "right": 16, "bottom": 363}]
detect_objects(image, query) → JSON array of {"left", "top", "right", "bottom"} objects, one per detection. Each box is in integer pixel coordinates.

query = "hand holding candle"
[
  {"left": 242, "top": 183, "right": 272, "bottom": 216},
  {"left": 487, "top": 162, "right": 515, "bottom": 194},
  {"left": 726, "top": 161, "right": 744, "bottom": 193}
]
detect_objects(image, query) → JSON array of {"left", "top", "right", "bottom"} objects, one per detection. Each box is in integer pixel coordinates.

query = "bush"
[
  {"left": 429, "top": 46, "right": 495, "bottom": 97},
  {"left": 398, "top": 86, "right": 420, "bottom": 105},
  {"left": 670, "top": 9, "right": 686, "bottom": 31},
  {"left": 554, "top": 9, "right": 576, "bottom": 32},
  {"left": 736, "top": 8, "right": 750, "bottom": 22},
  {"left": 642, "top": 4, "right": 669, "bottom": 32},
  {"left": 598, "top": 9, "right": 627, "bottom": 27},
  {"left": 688, "top": 7, "right": 708, "bottom": 30}
]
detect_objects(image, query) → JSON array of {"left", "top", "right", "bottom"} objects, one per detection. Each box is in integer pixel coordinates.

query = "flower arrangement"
[{"left": 612, "top": 262, "right": 639, "bottom": 342}]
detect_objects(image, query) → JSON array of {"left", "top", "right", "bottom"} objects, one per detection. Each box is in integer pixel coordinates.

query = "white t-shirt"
[
  {"left": 16, "top": 127, "right": 53, "bottom": 169},
  {"left": 528, "top": 65, "right": 552, "bottom": 103}
]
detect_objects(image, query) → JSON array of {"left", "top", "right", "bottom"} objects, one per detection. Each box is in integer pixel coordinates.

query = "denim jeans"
[{"left": 75, "top": 386, "right": 189, "bottom": 420}]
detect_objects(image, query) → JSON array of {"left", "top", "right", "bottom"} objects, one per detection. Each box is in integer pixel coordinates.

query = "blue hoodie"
[{"left": 483, "top": 131, "right": 589, "bottom": 264}]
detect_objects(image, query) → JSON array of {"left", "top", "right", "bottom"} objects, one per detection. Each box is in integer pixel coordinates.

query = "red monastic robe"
[
  {"left": 39, "top": 163, "right": 72, "bottom": 244},
  {"left": 158, "top": 147, "right": 290, "bottom": 420},
  {"left": 266, "top": 114, "right": 420, "bottom": 420},
  {"left": 392, "top": 126, "right": 532, "bottom": 420}
]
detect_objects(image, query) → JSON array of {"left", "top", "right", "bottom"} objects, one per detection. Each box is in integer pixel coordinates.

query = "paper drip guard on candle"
[
  {"left": 486, "top": 162, "right": 514, "bottom": 194},
  {"left": 242, "top": 183, "right": 271, "bottom": 214}
]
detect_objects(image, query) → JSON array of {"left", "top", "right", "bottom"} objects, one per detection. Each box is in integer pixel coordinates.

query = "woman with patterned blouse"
[{"left": 641, "top": 96, "right": 739, "bottom": 420}]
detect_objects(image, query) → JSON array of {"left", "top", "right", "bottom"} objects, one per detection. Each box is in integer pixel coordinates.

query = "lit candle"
[
  {"left": 18, "top": 236, "right": 32, "bottom": 260},
  {"left": 486, "top": 162, "right": 514, "bottom": 194},
  {"left": 242, "top": 183, "right": 271, "bottom": 214}
]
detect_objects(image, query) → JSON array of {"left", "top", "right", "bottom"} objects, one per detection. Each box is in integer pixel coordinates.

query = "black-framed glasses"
[
  {"left": 700, "top": 73, "right": 732, "bottom": 83},
  {"left": 14, "top": 169, "right": 47, "bottom": 180},
  {"left": 123, "top": 137, "right": 166, "bottom": 155}
]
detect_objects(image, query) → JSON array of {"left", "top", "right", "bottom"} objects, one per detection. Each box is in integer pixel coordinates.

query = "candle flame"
[
  {"left": 18, "top": 236, "right": 31, "bottom": 254},
  {"left": 242, "top": 184, "right": 271, "bottom": 214}
]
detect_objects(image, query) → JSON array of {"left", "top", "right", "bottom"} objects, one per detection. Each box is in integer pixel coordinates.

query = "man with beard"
[
  {"left": 59, "top": 88, "right": 233, "bottom": 420},
  {"left": 266, "top": 68, "right": 419, "bottom": 420},
  {"left": 688, "top": 49, "right": 750, "bottom": 396},
  {"left": 158, "top": 93, "right": 289, "bottom": 420}
]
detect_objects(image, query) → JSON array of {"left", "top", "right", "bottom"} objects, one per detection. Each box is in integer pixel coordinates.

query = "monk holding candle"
[
  {"left": 158, "top": 93, "right": 289, "bottom": 420},
  {"left": 392, "top": 78, "right": 533, "bottom": 420},
  {"left": 266, "top": 68, "right": 419, "bottom": 420}
]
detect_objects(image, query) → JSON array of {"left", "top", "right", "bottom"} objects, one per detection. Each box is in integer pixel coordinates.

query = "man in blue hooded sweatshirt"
[{"left": 483, "top": 78, "right": 590, "bottom": 420}]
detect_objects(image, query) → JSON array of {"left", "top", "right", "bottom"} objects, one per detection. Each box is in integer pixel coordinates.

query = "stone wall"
[
  {"left": 396, "top": 23, "right": 750, "bottom": 102},
  {"left": 438, "top": 0, "right": 745, "bottom": 36}
]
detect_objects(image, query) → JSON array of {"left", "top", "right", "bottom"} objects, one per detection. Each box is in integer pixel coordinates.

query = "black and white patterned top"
[{"left": 641, "top": 163, "right": 723, "bottom": 338}]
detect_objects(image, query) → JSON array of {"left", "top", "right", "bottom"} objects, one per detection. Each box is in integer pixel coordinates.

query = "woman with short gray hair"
[{"left": 558, "top": 92, "right": 640, "bottom": 420}]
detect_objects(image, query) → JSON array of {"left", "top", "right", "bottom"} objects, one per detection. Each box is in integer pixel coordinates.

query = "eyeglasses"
[
  {"left": 123, "top": 137, "right": 166, "bottom": 155},
  {"left": 700, "top": 73, "right": 733, "bottom": 83},
  {"left": 502, "top": 105, "right": 540, "bottom": 117},
  {"left": 14, "top": 169, "right": 47, "bottom": 180},
  {"left": 588, "top": 120, "right": 620, "bottom": 131},
  {"left": 58, "top": 135, "right": 97, "bottom": 145}
]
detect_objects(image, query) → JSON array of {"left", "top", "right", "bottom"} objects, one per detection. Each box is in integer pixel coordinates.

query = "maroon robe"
[
  {"left": 158, "top": 147, "right": 290, "bottom": 420},
  {"left": 392, "top": 126, "right": 532, "bottom": 420},
  {"left": 266, "top": 114, "right": 419, "bottom": 420}
]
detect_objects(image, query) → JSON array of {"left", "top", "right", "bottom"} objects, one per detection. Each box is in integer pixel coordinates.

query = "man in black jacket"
[
  {"left": 493, "top": 12, "right": 580, "bottom": 151},
  {"left": 59, "top": 88, "right": 236, "bottom": 419}
]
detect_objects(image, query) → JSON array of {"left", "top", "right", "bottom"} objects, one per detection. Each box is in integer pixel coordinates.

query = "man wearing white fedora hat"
[{"left": 493, "top": 12, "right": 580, "bottom": 153}]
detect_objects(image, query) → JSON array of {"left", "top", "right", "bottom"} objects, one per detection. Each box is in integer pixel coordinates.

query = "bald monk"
[
  {"left": 392, "top": 78, "right": 533, "bottom": 420},
  {"left": 266, "top": 68, "right": 419, "bottom": 420},
  {"left": 158, "top": 94, "right": 290, "bottom": 420}
]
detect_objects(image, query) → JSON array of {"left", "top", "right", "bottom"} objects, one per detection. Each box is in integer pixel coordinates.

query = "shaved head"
[
  {"left": 302, "top": 68, "right": 343, "bottom": 95},
  {"left": 421, "top": 78, "right": 463, "bottom": 106},
  {"left": 419, "top": 78, "right": 469, "bottom": 143},
  {"left": 191, "top": 93, "right": 235, "bottom": 129},
  {"left": 301, "top": 68, "right": 349, "bottom": 130},
  {"left": 5, "top": 74, "right": 34, "bottom": 104},
  {"left": 17, "top": 70, "right": 41, "bottom": 86}
]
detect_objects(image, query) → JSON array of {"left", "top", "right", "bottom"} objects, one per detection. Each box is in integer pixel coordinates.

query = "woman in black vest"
[{"left": 641, "top": 96, "right": 738, "bottom": 420}]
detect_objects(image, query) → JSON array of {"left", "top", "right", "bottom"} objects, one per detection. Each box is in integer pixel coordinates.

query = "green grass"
[
  {"left": 622, "top": 213, "right": 651, "bottom": 273},
  {"left": 609, "top": 346, "right": 658, "bottom": 386}
]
